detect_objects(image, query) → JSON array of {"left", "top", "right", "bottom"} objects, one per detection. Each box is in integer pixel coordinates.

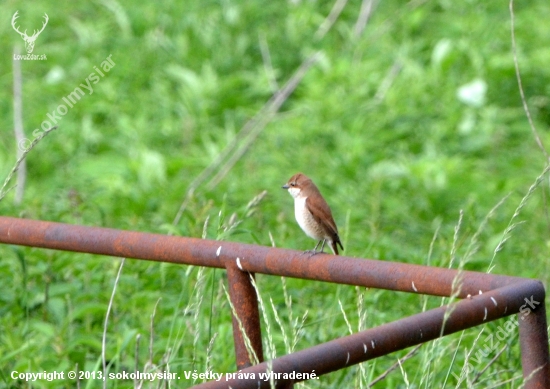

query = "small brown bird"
[{"left": 282, "top": 173, "right": 344, "bottom": 255}]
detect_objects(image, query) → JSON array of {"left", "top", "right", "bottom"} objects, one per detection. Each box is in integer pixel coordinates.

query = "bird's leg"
[
  {"left": 304, "top": 239, "right": 325, "bottom": 257},
  {"left": 301, "top": 240, "right": 320, "bottom": 256},
  {"left": 313, "top": 240, "right": 323, "bottom": 252}
]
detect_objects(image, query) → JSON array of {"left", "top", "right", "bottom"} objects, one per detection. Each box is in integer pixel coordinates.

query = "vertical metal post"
[
  {"left": 225, "top": 262, "right": 264, "bottom": 370},
  {"left": 518, "top": 303, "right": 550, "bottom": 389}
]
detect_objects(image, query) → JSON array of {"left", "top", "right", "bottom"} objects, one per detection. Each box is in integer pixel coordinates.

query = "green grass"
[{"left": 1, "top": 0, "right": 550, "bottom": 387}]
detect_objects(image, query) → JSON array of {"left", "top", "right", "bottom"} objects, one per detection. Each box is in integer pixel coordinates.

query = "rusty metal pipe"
[
  {"left": 0, "top": 217, "right": 525, "bottom": 296},
  {"left": 519, "top": 303, "right": 550, "bottom": 389},
  {"left": 225, "top": 262, "right": 264, "bottom": 370},
  {"left": 192, "top": 280, "right": 547, "bottom": 389},
  {"left": 0, "top": 217, "right": 547, "bottom": 387}
]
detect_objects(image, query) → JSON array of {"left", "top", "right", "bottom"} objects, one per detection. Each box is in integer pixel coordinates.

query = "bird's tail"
[{"left": 330, "top": 236, "right": 344, "bottom": 255}]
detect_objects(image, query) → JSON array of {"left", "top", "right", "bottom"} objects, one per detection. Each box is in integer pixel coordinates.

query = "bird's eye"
[{"left": 290, "top": 182, "right": 296, "bottom": 186}]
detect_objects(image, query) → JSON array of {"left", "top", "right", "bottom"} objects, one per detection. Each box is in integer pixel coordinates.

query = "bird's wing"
[{"left": 305, "top": 195, "right": 339, "bottom": 236}]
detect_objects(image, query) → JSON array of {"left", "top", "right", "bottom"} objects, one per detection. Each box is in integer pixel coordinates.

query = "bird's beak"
[{"left": 282, "top": 184, "right": 289, "bottom": 190}]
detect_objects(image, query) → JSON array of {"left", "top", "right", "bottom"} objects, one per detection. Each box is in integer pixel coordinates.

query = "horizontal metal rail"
[
  {"left": 0, "top": 217, "right": 548, "bottom": 388},
  {"left": 0, "top": 216, "right": 524, "bottom": 296}
]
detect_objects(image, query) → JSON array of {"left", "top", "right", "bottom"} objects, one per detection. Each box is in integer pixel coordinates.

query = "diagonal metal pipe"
[{"left": 192, "top": 280, "right": 548, "bottom": 388}]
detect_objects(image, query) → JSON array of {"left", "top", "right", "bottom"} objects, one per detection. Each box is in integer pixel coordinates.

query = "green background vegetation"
[{"left": 1, "top": 0, "right": 550, "bottom": 387}]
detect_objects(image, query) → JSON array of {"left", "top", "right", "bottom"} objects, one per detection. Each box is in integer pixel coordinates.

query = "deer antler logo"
[{"left": 11, "top": 11, "right": 49, "bottom": 54}]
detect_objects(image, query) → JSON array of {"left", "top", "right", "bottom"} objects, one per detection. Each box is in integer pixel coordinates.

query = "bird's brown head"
[{"left": 282, "top": 173, "right": 313, "bottom": 198}]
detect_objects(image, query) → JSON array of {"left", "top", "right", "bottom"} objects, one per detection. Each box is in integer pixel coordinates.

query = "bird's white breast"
[{"left": 293, "top": 195, "right": 323, "bottom": 240}]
